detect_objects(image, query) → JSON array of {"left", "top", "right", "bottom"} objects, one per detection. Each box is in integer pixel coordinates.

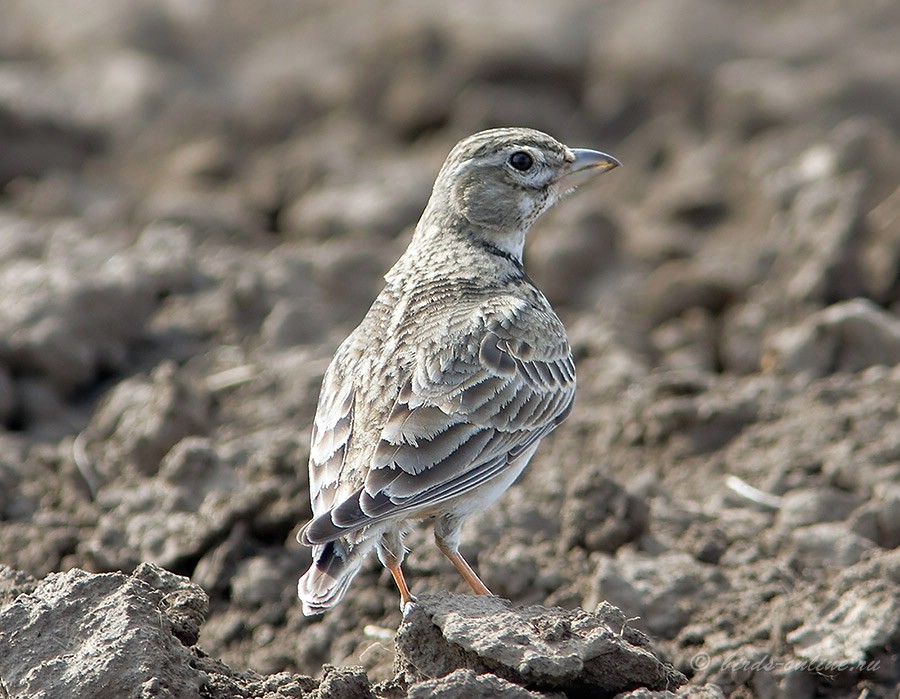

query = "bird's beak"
[{"left": 558, "top": 148, "right": 621, "bottom": 190}]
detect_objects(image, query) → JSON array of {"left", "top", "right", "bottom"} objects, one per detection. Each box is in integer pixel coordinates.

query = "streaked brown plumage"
[{"left": 297, "top": 127, "right": 619, "bottom": 615}]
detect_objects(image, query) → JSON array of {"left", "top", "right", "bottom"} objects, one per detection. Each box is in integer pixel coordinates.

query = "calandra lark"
[{"left": 297, "top": 127, "right": 619, "bottom": 615}]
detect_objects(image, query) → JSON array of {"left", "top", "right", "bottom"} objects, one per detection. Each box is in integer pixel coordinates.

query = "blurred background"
[{"left": 1, "top": 1, "right": 899, "bottom": 696}]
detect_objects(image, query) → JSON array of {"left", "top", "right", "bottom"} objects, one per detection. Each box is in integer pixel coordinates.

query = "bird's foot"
[{"left": 401, "top": 595, "right": 418, "bottom": 618}]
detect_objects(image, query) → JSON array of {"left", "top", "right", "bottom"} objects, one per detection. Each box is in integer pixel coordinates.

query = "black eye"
[{"left": 509, "top": 151, "right": 534, "bottom": 171}]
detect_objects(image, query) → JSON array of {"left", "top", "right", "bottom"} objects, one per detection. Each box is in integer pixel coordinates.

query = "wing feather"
[{"left": 306, "top": 363, "right": 355, "bottom": 518}]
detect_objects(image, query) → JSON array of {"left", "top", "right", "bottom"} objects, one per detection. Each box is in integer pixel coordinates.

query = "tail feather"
[{"left": 298, "top": 540, "right": 364, "bottom": 616}]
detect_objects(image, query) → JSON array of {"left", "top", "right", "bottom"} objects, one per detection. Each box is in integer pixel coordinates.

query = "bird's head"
[{"left": 420, "top": 127, "right": 620, "bottom": 260}]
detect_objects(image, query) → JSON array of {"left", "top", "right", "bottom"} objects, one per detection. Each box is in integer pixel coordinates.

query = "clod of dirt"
[
  {"left": 0, "top": 564, "right": 207, "bottom": 699},
  {"left": 395, "top": 592, "right": 687, "bottom": 697},
  {"left": 765, "top": 298, "right": 900, "bottom": 376},
  {"left": 586, "top": 551, "right": 728, "bottom": 640},
  {"left": 0, "top": 224, "right": 196, "bottom": 400},
  {"left": 559, "top": 470, "right": 649, "bottom": 554},
  {"left": 0, "top": 565, "right": 37, "bottom": 607},
  {"left": 82, "top": 360, "right": 211, "bottom": 482},
  {"left": 405, "top": 668, "right": 551, "bottom": 698},
  {"left": 85, "top": 436, "right": 281, "bottom": 571},
  {"left": 786, "top": 551, "right": 900, "bottom": 667},
  {"left": 674, "top": 548, "right": 900, "bottom": 694}
]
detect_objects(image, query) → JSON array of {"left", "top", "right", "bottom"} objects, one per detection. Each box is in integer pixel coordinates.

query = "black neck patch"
[{"left": 474, "top": 238, "right": 525, "bottom": 273}]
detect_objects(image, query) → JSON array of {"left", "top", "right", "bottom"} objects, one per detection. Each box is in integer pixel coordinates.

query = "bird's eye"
[{"left": 509, "top": 151, "right": 534, "bottom": 172}]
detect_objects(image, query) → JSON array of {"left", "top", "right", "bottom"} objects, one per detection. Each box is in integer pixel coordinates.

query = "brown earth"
[{"left": 1, "top": 1, "right": 899, "bottom": 697}]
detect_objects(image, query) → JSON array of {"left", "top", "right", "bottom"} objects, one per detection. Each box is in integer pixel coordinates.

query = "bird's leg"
[
  {"left": 440, "top": 545, "right": 492, "bottom": 596},
  {"left": 434, "top": 518, "right": 493, "bottom": 596},
  {"left": 386, "top": 555, "right": 415, "bottom": 608},
  {"left": 378, "top": 534, "right": 416, "bottom": 613}
]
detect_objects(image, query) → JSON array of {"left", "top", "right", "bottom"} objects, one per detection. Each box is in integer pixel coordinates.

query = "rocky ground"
[{"left": 1, "top": 1, "right": 899, "bottom": 697}]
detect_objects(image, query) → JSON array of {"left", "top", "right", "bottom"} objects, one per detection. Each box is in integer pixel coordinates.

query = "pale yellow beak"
[{"left": 559, "top": 148, "right": 621, "bottom": 189}]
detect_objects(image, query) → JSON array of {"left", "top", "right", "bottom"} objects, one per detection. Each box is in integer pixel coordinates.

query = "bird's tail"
[{"left": 298, "top": 540, "right": 364, "bottom": 616}]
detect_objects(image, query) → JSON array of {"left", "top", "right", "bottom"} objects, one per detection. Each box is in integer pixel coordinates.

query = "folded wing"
[{"left": 302, "top": 323, "right": 575, "bottom": 545}]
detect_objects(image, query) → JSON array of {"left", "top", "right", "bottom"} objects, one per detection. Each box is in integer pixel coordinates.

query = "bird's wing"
[
  {"left": 306, "top": 356, "right": 355, "bottom": 519},
  {"left": 302, "top": 309, "right": 575, "bottom": 545}
]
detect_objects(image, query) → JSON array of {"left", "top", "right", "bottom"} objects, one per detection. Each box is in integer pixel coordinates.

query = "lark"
[{"left": 297, "top": 127, "right": 619, "bottom": 615}]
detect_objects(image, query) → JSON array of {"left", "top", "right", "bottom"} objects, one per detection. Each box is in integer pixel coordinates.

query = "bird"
[{"left": 296, "top": 127, "right": 619, "bottom": 616}]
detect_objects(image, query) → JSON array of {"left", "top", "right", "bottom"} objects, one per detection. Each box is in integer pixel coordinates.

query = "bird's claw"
[{"left": 401, "top": 595, "right": 418, "bottom": 618}]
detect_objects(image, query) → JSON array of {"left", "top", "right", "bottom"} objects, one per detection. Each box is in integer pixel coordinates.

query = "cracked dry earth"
[{"left": 1, "top": 1, "right": 899, "bottom": 698}]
